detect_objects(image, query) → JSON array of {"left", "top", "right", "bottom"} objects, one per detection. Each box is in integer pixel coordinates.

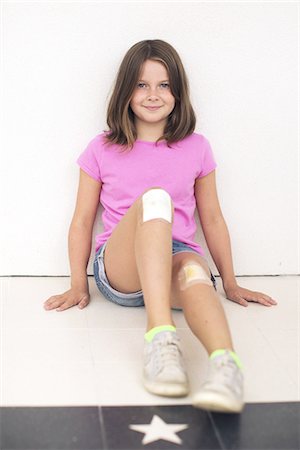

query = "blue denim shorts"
[{"left": 93, "top": 239, "right": 217, "bottom": 309}]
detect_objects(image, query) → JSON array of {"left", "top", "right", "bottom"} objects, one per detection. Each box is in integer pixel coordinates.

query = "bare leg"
[
  {"left": 171, "top": 253, "right": 234, "bottom": 354},
  {"left": 103, "top": 187, "right": 175, "bottom": 331},
  {"left": 182, "top": 285, "right": 233, "bottom": 354},
  {"left": 135, "top": 217, "right": 174, "bottom": 331}
]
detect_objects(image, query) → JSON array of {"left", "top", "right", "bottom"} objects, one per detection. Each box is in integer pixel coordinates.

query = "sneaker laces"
[
  {"left": 206, "top": 355, "right": 241, "bottom": 390},
  {"left": 152, "top": 336, "right": 183, "bottom": 375}
]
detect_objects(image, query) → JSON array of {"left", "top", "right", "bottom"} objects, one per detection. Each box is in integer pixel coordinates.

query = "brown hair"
[{"left": 103, "top": 39, "right": 196, "bottom": 151}]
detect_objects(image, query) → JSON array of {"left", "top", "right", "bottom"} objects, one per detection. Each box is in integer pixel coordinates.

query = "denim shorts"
[{"left": 93, "top": 239, "right": 217, "bottom": 309}]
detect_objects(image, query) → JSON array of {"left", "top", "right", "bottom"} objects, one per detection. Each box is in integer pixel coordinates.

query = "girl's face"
[{"left": 129, "top": 59, "right": 175, "bottom": 132}]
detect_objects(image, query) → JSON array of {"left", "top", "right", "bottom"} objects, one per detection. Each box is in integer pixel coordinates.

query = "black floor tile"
[
  {"left": 101, "top": 404, "right": 222, "bottom": 449},
  {"left": 1, "top": 403, "right": 300, "bottom": 450},
  {"left": 211, "top": 402, "right": 300, "bottom": 450},
  {"left": 0, "top": 407, "right": 103, "bottom": 450}
]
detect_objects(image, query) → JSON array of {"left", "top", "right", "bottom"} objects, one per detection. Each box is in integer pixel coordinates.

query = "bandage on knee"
[
  {"left": 178, "top": 261, "right": 213, "bottom": 290},
  {"left": 142, "top": 189, "right": 172, "bottom": 223}
]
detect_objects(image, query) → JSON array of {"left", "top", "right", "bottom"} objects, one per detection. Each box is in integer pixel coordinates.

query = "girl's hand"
[
  {"left": 224, "top": 284, "right": 277, "bottom": 307},
  {"left": 43, "top": 288, "right": 90, "bottom": 312}
]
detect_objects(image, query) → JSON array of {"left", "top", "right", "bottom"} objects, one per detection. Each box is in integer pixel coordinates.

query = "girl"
[{"left": 44, "top": 39, "right": 277, "bottom": 413}]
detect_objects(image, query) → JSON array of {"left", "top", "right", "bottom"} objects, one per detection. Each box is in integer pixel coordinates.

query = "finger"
[
  {"left": 253, "top": 297, "right": 273, "bottom": 307},
  {"left": 49, "top": 300, "right": 66, "bottom": 310},
  {"left": 244, "top": 291, "right": 277, "bottom": 304},
  {"left": 78, "top": 296, "right": 89, "bottom": 309},
  {"left": 43, "top": 295, "right": 57, "bottom": 307},
  {"left": 46, "top": 296, "right": 74, "bottom": 311},
  {"left": 56, "top": 301, "right": 75, "bottom": 312},
  {"left": 44, "top": 296, "right": 62, "bottom": 310},
  {"left": 244, "top": 293, "right": 276, "bottom": 307},
  {"left": 261, "top": 295, "right": 277, "bottom": 305},
  {"left": 230, "top": 294, "right": 248, "bottom": 307},
  {"left": 257, "top": 294, "right": 277, "bottom": 306}
]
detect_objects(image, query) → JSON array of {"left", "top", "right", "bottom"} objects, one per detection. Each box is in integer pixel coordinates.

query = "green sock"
[
  {"left": 144, "top": 325, "right": 176, "bottom": 343},
  {"left": 210, "top": 349, "right": 243, "bottom": 370}
]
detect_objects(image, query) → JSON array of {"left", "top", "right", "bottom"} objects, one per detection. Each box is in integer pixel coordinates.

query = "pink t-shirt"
[{"left": 77, "top": 131, "right": 217, "bottom": 255}]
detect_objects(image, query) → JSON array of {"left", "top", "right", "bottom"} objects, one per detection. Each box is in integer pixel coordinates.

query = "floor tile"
[
  {"left": 229, "top": 321, "right": 298, "bottom": 402},
  {"left": 260, "top": 328, "right": 299, "bottom": 388},
  {"left": 1, "top": 404, "right": 300, "bottom": 450},
  {"left": 1, "top": 277, "right": 88, "bottom": 330},
  {"left": 3, "top": 327, "right": 93, "bottom": 366},
  {"left": 93, "top": 361, "right": 192, "bottom": 406},
  {"left": 88, "top": 328, "right": 144, "bottom": 364},
  {"left": 0, "top": 407, "right": 103, "bottom": 449},
  {"left": 101, "top": 404, "right": 221, "bottom": 449},
  {"left": 88, "top": 328, "right": 204, "bottom": 365},
  {"left": 2, "top": 362, "right": 98, "bottom": 407},
  {"left": 211, "top": 402, "right": 300, "bottom": 449},
  {"left": 222, "top": 276, "right": 298, "bottom": 331},
  {"left": 1, "top": 275, "right": 299, "bottom": 407},
  {"left": 2, "top": 327, "right": 96, "bottom": 406}
]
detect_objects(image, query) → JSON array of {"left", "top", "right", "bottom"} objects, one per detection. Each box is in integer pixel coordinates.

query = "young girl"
[{"left": 44, "top": 39, "right": 277, "bottom": 413}]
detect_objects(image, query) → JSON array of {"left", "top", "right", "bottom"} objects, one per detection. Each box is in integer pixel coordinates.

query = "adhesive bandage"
[
  {"left": 178, "top": 261, "right": 213, "bottom": 290},
  {"left": 142, "top": 189, "right": 172, "bottom": 223}
]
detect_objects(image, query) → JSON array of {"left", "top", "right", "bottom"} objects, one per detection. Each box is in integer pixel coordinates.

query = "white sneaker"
[
  {"left": 143, "top": 331, "right": 189, "bottom": 397},
  {"left": 193, "top": 350, "right": 244, "bottom": 413}
]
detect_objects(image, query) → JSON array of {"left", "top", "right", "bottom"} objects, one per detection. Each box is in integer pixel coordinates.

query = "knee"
[
  {"left": 139, "top": 187, "right": 174, "bottom": 224},
  {"left": 177, "top": 257, "right": 213, "bottom": 290}
]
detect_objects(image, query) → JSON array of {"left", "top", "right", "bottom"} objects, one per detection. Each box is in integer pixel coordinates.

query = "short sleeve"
[
  {"left": 76, "top": 135, "right": 102, "bottom": 182},
  {"left": 197, "top": 136, "right": 217, "bottom": 178}
]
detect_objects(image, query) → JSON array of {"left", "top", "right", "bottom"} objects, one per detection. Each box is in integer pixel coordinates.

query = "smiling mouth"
[{"left": 145, "top": 106, "right": 162, "bottom": 111}]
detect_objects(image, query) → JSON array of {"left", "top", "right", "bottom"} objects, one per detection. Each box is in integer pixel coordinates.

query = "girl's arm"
[
  {"left": 68, "top": 169, "right": 102, "bottom": 290},
  {"left": 44, "top": 169, "right": 102, "bottom": 311},
  {"left": 195, "top": 171, "right": 277, "bottom": 307}
]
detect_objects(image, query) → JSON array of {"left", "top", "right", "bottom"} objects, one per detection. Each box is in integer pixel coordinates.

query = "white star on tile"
[{"left": 129, "top": 414, "right": 189, "bottom": 445}]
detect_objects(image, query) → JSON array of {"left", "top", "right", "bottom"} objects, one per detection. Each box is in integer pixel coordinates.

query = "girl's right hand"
[{"left": 43, "top": 289, "right": 90, "bottom": 312}]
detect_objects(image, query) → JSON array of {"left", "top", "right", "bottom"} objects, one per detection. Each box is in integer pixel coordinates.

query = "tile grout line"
[
  {"left": 207, "top": 411, "right": 226, "bottom": 450},
  {"left": 97, "top": 406, "right": 108, "bottom": 450},
  {"left": 0, "top": 278, "right": 10, "bottom": 407},
  {"left": 297, "top": 274, "right": 300, "bottom": 402},
  {"left": 298, "top": 0, "right": 300, "bottom": 400},
  {"left": 255, "top": 326, "right": 298, "bottom": 389},
  {"left": 0, "top": 279, "right": 3, "bottom": 407}
]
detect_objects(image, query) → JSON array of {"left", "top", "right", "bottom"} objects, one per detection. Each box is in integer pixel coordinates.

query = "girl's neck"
[
  {"left": 137, "top": 135, "right": 163, "bottom": 142},
  {"left": 135, "top": 121, "right": 165, "bottom": 143}
]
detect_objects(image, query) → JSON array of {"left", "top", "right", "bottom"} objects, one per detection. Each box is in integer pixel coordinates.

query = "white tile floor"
[{"left": 1, "top": 275, "right": 299, "bottom": 407}]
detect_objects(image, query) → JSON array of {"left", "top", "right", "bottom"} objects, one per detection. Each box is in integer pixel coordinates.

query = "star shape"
[{"left": 129, "top": 414, "right": 188, "bottom": 445}]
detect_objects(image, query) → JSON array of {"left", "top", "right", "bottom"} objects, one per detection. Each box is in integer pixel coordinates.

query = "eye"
[
  {"left": 137, "top": 82, "right": 146, "bottom": 88},
  {"left": 160, "top": 83, "right": 170, "bottom": 89}
]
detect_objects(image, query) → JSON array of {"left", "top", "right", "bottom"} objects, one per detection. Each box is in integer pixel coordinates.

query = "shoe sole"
[
  {"left": 193, "top": 391, "right": 244, "bottom": 413},
  {"left": 143, "top": 378, "right": 189, "bottom": 397}
]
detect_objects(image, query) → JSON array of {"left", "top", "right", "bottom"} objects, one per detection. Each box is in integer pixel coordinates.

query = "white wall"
[{"left": 1, "top": 1, "right": 298, "bottom": 276}]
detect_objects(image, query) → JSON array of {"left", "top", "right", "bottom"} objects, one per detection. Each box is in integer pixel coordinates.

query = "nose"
[
  {"left": 147, "top": 86, "right": 160, "bottom": 99},
  {"left": 147, "top": 96, "right": 159, "bottom": 104}
]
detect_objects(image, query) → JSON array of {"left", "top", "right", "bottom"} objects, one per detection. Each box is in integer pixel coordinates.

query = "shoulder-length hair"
[{"left": 103, "top": 39, "right": 196, "bottom": 151}]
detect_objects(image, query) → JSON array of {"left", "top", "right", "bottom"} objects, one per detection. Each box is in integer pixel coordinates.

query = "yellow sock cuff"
[
  {"left": 145, "top": 325, "right": 176, "bottom": 343},
  {"left": 210, "top": 349, "right": 243, "bottom": 370}
]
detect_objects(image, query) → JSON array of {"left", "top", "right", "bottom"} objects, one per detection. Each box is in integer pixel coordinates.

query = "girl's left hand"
[{"left": 224, "top": 284, "right": 278, "bottom": 307}]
